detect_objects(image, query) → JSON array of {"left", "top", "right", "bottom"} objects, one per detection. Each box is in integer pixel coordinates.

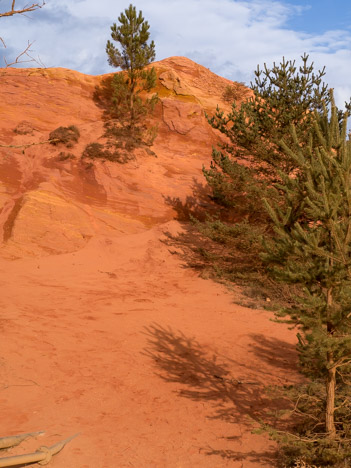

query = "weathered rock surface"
[{"left": 0, "top": 56, "right": 234, "bottom": 257}]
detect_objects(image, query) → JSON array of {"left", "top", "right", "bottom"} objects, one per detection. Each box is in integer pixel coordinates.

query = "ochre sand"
[
  {"left": 0, "top": 221, "right": 301, "bottom": 467},
  {"left": 0, "top": 57, "right": 301, "bottom": 467}
]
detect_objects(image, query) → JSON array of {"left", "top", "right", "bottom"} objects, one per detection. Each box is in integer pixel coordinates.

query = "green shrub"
[
  {"left": 49, "top": 125, "right": 80, "bottom": 147},
  {"left": 104, "top": 122, "right": 158, "bottom": 157},
  {"left": 81, "top": 142, "right": 131, "bottom": 163},
  {"left": 81, "top": 143, "right": 107, "bottom": 159}
]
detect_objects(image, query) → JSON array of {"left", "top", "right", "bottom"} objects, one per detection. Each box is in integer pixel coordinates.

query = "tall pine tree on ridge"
[{"left": 106, "top": 4, "right": 157, "bottom": 130}]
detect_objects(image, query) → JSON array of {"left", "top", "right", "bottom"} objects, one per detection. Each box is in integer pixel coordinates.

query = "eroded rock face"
[
  {"left": 4, "top": 190, "right": 94, "bottom": 256},
  {"left": 159, "top": 70, "right": 192, "bottom": 96},
  {"left": 161, "top": 99, "right": 205, "bottom": 136},
  {"left": 0, "top": 57, "right": 243, "bottom": 257}
]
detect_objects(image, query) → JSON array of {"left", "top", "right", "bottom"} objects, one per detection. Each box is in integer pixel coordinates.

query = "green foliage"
[
  {"left": 262, "top": 95, "right": 351, "bottom": 465},
  {"left": 98, "top": 4, "right": 159, "bottom": 160},
  {"left": 202, "top": 55, "right": 333, "bottom": 261},
  {"left": 81, "top": 142, "right": 107, "bottom": 159},
  {"left": 208, "top": 54, "right": 330, "bottom": 177},
  {"left": 199, "top": 55, "right": 351, "bottom": 466},
  {"left": 263, "top": 98, "right": 351, "bottom": 378},
  {"left": 49, "top": 125, "right": 80, "bottom": 147},
  {"left": 106, "top": 4, "right": 158, "bottom": 129},
  {"left": 192, "top": 216, "right": 268, "bottom": 283},
  {"left": 202, "top": 149, "right": 277, "bottom": 222},
  {"left": 107, "top": 70, "right": 158, "bottom": 127},
  {"left": 103, "top": 120, "right": 158, "bottom": 154},
  {"left": 106, "top": 4, "right": 155, "bottom": 73},
  {"left": 81, "top": 142, "right": 131, "bottom": 163},
  {"left": 200, "top": 55, "right": 339, "bottom": 305}
]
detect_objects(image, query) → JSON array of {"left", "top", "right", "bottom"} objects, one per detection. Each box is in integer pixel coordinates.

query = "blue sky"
[
  {"left": 1, "top": 0, "right": 350, "bottom": 108},
  {"left": 282, "top": 0, "right": 351, "bottom": 34}
]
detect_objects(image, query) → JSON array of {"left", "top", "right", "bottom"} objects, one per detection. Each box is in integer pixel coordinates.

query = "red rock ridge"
[{"left": 0, "top": 56, "right": 237, "bottom": 258}]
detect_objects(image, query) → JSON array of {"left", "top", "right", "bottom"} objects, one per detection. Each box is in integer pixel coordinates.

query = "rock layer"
[{"left": 0, "top": 56, "right": 233, "bottom": 257}]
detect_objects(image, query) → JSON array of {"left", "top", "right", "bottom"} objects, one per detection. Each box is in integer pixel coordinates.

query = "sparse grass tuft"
[
  {"left": 49, "top": 125, "right": 80, "bottom": 147},
  {"left": 81, "top": 142, "right": 132, "bottom": 164},
  {"left": 81, "top": 142, "right": 107, "bottom": 159},
  {"left": 13, "top": 120, "right": 35, "bottom": 135},
  {"left": 222, "top": 82, "right": 249, "bottom": 103}
]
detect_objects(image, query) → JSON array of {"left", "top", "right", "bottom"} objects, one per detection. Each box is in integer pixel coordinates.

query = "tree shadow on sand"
[
  {"left": 162, "top": 178, "right": 238, "bottom": 272},
  {"left": 162, "top": 179, "right": 296, "bottom": 309},
  {"left": 92, "top": 75, "right": 116, "bottom": 119},
  {"left": 163, "top": 177, "right": 234, "bottom": 223},
  {"left": 143, "top": 323, "right": 297, "bottom": 465}
]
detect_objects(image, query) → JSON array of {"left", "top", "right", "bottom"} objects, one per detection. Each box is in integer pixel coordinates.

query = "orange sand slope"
[{"left": 0, "top": 57, "right": 300, "bottom": 467}]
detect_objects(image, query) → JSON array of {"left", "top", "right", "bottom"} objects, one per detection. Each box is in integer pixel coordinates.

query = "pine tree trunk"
[
  {"left": 130, "top": 89, "right": 134, "bottom": 128},
  {"left": 325, "top": 356, "right": 336, "bottom": 439},
  {"left": 325, "top": 287, "right": 336, "bottom": 439},
  {"left": 129, "top": 69, "right": 135, "bottom": 130}
]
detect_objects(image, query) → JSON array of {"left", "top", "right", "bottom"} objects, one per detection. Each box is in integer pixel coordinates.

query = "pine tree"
[
  {"left": 106, "top": 4, "right": 157, "bottom": 130},
  {"left": 203, "top": 55, "right": 333, "bottom": 224},
  {"left": 262, "top": 94, "right": 351, "bottom": 464},
  {"left": 199, "top": 56, "right": 338, "bottom": 287},
  {"left": 208, "top": 54, "right": 329, "bottom": 177}
]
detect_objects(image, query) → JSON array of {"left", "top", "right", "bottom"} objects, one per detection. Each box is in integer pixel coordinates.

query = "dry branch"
[
  {"left": 1, "top": 1, "right": 46, "bottom": 67},
  {"left": 0, "top": 1, "right": 45, "bottom": 18},
  {"left": 0, "top": 139, "right": 59, "bottom": 149},
  {"left": 3, "top": 40, "right": 44, "bottom": 67}
]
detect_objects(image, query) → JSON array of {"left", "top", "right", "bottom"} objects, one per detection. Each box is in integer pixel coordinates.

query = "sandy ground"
[
  {"left": 0, "top": 220, "right": 301, "bottom": 467},
  {"left": 0, "top": 58, "right": 301, "bottom": 467}
]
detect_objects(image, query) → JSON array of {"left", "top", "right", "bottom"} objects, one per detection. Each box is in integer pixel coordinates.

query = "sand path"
[{"left": 0, "top": 220, "right": 300, "bottom": 467}]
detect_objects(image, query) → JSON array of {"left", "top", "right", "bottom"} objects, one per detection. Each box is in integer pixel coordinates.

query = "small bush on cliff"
[
  {"left": 81, "top": 142, "right": 131, "bottom": 164},
  {"left": 49, "top": 125, "right": 80, "bottom": 147},
  {"left": 222, "top": 82, "right": 249, "bottom": 103},
  {"left": 13, "top": 120, "right": 35, "bottom": 135}
]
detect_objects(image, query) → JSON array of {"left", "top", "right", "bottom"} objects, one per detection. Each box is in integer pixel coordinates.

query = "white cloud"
[{"left": 1, "top": 0, "right": 350, "bottom": 107}]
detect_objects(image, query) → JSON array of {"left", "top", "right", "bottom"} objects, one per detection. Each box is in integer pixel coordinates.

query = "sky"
[{"left": 1, "top": 0, "right": 351, "bottom": 108}]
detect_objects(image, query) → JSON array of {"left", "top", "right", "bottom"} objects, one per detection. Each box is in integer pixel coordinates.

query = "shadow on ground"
[
  {"left": 162, "top": 178, "right": 296, "bottom": 309},
  {"left": 143, "top": 323, "right": 296, "bottom": 465},
  {"left": 163, "top": 178, "right": 224, "bottom": 222},
  {"left": 248, "top": 334, "right": 298, "bottom": 374},
  {"left": 162, "top": 178, "right": 238, "bottom": 273}
]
